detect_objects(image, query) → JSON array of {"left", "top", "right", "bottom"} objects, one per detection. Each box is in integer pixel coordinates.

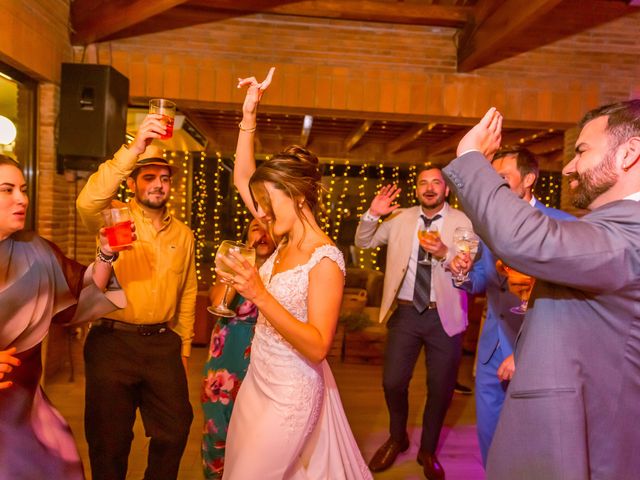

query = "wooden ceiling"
[
  {"left": 71, "top": 1, "right": 638, "bottom": 166},
  {"left": 70, "top": 0, "right": 640, "bottom": 72},
  {"left": 180, "top": 107, "right": 565, "bottom": 167}
]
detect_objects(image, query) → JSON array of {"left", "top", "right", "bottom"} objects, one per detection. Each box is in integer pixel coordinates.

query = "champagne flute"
[
  {"left": 452, "top": 227, "right": 479, "bottom": 286},
  {"left": 417, "top": 224, "right": 440, "bottom": 265},
  {"left": 499, "top": 262, "right": 535, "bottom": 315},
  {"left": 208, "top": 240, "right": 256, "bottom": 318}
]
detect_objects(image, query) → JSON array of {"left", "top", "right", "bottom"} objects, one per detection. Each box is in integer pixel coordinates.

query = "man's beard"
[
  {"left": 570, "top": 151, "right": 618, "bottom": 209},
  {"left": 137, "top": 192, "right": 168, "bottom": 209},
  {"left": 419, "top": 191, "right": 445, "bottom": 209}
]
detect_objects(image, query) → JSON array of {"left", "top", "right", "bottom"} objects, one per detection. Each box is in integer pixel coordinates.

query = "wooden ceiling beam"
[
  {"left": 458, "top": 0, "right": 640, "bottom": 72},
  {"left": 426, "top": 129, "right": 467, "bottom": 157},
  {"left": 189, "top": 0, "right": 472, "bottom": 27},
  {"left": 344, "top": 120, "right": 373, "bottom": 152},
  {"left": 387, "top": 123, "right": 436, "bottom": 154},
  {"left": 183, "top": 110, "right": 220, "bottom": 153},
  {"left": 71, "top": 0, "right": 190, "bottom": 45},
  {"left": 527, "top": 136, "right": 565, "bottom": 155},
  {"left": 300, "top": 115, "right": 314, "bottom": 148},
  {"left": 499, "top": 129, "right": 544, "bottom": 147},
  {"left": 458, "top": 0, "right": 563, "bottom": 72},
  {"left": 93, "top": 0, "right": 473, "bottom": 42}
]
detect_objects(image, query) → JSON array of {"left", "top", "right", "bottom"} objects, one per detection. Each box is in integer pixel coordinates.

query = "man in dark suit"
[
  {"left": 450, "top": 147, "right": 574, "bottom": 466},
  {"left": 443, "top": 100, "right": 640, "bottom": 480}
]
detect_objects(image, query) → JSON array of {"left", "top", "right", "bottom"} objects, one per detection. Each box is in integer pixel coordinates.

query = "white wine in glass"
[
  {"left": 208, "top": 240, "right": 256, "bottom": 318},
  {"left": 417, "top": 225, "right": 440, "bottom": 265},
  {"left": 452, "top": 227, "right": 479, "bottom": 286}
]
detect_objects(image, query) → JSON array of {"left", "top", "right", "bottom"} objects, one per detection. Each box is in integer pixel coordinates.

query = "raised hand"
[
  {"left": 370, "top": 184, "right": 402, "bottom": 217},
  {"left": 237, "top": 67, "right": 276, "bottom": 118},
  {"left": 457, "top": 107, "right": 503, "bottom": 160},
  {"left": 129, "top": 114, "right": 167, "bottom": 155}
]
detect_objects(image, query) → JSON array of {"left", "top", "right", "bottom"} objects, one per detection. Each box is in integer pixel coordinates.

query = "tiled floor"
[{"left": 46, "top": 341, "right": 485, "bottom": 480}]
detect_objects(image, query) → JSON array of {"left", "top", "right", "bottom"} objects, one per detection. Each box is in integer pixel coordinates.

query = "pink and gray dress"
[{"left": 0, "top": 231, "right": 124, "bottom": 479}]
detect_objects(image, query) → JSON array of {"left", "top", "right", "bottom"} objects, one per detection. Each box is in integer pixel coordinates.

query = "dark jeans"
[
  {"left": 383, "top": 304, "right": 462, "bottom": 453},
  {"left": 84, "top": 325, "right": 193, "bottom": 480}
]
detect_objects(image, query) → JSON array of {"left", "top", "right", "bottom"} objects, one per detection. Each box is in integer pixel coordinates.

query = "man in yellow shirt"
[{"left": 76, "top": 114, "right": 196, "bottom": 480}]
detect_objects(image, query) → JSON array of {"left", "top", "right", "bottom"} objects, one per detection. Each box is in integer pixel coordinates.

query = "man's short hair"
[
  {"left": 579, "top": 99, "right": 640, "bottom": 150},
  {"left": 416, "top": 165, "right": 443, "bottom": 177},
  {"left": 492, "top": 147, "right": 539, "bottom": 188}
]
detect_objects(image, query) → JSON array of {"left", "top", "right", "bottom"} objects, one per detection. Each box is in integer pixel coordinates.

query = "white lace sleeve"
[{"left": 306, "top": 245, "right": 346, "bottom": 278}]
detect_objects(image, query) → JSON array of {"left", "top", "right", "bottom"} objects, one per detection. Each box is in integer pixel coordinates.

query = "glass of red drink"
[
  {"left": 102, "top": 207, "right": 134, "bottom": 250},
  {"left": 149, "top": 99, "right": 176, "bottom": 140}
]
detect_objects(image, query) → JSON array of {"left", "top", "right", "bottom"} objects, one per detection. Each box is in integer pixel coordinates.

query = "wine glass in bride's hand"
[
  {"left": 417, "top": 223, "right": 440, "bottom": 265},
  {"left": 208, "top": 240, "right": 256, "bottom": 318},
  {"left": 452, "top": 227, "right": 479, "bottom": 286},
  {"left": 496, "top": 260, "right": 535, "bottom": 315}
]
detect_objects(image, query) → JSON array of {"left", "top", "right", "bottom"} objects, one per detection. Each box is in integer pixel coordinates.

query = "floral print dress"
[{"left": 201, "top": 295, "right": 258, "bottom": 479}]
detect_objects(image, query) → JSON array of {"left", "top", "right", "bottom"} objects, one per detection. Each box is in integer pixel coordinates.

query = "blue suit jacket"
[{"left": 460, "top": 199, "right": 574, "bottom": 365}]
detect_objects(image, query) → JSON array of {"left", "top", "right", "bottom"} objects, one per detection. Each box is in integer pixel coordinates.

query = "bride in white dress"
[{"left": 217, "top": 68, "right": 372, "bottom": 480}]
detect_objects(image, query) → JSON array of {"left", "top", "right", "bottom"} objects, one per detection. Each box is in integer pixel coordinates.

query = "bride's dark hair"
[{"left": 249, "top": 145, "right": 324, "bottom": 241}]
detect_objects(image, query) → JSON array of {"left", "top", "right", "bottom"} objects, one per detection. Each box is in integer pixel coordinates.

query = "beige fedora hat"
[{"left": 130, "top": 144, "right": 179, "bottom": 176}]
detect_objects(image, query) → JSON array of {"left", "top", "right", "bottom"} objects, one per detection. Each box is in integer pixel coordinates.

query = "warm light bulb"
[{"left": 0, "top": 116, "right": 17, "bottom": 144}]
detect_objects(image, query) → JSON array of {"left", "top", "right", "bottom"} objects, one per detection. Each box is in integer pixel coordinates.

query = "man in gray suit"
[
  {"left": 443, "top": 100, "right": 640, "bottom": 480},
  {"left": 450, "top": 147, "right": 574, "bottom": 467},
  {"left": 356, "top": 167, "right": 474, "bottom": 480}
]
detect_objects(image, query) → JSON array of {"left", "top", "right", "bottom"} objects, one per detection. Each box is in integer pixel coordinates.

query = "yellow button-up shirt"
[{"left": 76, "top": 145, "right": 196, "bottom": 356}]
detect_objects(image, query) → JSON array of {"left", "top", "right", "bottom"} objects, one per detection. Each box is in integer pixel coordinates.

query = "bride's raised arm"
[{"left": 234, "top": 67, "right": 275, "bottom": 218}]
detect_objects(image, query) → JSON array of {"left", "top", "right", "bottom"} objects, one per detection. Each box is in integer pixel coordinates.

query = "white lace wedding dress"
[{"left": 222, "top": 245, "right": 372, "bottom": 480}]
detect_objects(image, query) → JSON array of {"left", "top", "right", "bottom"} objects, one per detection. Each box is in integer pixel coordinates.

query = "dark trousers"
[
  {"left": 383, "top": 304, "right": 462, "bottom": 453},
  {"left": 84, "top": 325, "right": 193, "bottom": 480}
]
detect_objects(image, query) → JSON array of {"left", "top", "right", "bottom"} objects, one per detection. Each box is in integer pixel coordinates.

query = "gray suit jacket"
[
  {"left": 354, "top": 204, "right": 471, "bottom": 336},
  {"left": 444, "top": 151, "right": 640, "bottom": 480}
]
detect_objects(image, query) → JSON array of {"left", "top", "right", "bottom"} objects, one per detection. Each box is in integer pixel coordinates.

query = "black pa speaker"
[{"left": 57, "top": 63, "right": 129, "bottom": 171}]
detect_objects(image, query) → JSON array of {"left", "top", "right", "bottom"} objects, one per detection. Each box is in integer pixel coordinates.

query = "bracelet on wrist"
[
  {"left": 96, "top": 247, "right": 119, "bottom": 265},
  {"left": 238, "top": 121, "right": 257, "bottom": 133}
]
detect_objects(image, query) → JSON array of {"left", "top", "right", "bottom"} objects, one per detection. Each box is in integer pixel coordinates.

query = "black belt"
[
  {"left": 94, "top": 319, "right": 169, "bottom": 336},
  {"left": 397, "top": 299, "right": 437, "bottom": 310}
]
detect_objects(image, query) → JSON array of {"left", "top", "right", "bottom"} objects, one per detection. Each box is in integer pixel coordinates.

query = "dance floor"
[{"left": 46, "top": 340, "right": 485, "bottom": 479}]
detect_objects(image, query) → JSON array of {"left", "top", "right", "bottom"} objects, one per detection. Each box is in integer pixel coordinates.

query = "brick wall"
[
  {"left": 96, "top": 11, "right": 640, "bottom": 127},
  {"left": 0, "top": 0, "right": 71, "bottom": 81}
]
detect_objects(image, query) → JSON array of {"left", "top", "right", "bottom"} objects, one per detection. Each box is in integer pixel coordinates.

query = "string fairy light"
[
  {"left": 192, "top": 151, "right": 208, "bottom": 284},
  {"left": 331, "top": 160, "right": 352, "bottom": 243}
]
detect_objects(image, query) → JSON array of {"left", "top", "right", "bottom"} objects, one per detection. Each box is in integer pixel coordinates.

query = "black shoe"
[
  {"left": 417, "top": 450, "right": 445, "bottom": 480},
  {"left": 454, "top": 382, "right": 473, "bottom": 395},
  {"left": 368, "top": 435, "right": 410, "bottom": 472}
]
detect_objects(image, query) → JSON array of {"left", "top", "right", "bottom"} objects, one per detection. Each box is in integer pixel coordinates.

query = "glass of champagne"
[
  {"left": 417, "top": 224, "right": 440, "bottom": 265},
  {"left": 452, "top": 227, "right": 479, "bottom": 286},
  {"left": 498, "top": 261, "right": 535, "bottom": 315},
  {"left": 208, "top": 240, "right": 256, "bottom": 318}
]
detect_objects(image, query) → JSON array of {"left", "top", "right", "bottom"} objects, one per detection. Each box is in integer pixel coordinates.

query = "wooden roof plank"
[{"left": 71, "top": 0, "right": 190, "bottom": 45}]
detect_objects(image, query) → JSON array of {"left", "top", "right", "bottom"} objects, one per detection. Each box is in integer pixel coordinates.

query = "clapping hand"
[
  {"left": 237, "top": 67, "right": 276, "bottom": 117},
  {"left": 370, "top": 184, "right": 402, "bottom": 217},
  {"left": 457, "top": 107, "right": 503, "bottom": 160},
  {"left": 0, "top": 347, "right": 20, "bottom": 390}
]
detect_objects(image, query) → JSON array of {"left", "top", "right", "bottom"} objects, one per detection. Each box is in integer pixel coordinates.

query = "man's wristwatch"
[{"left": 96, "top": 247, "right": 119, "bottom": 265}]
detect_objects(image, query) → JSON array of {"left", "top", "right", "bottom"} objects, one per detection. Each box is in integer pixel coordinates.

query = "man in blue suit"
[{"left": 451, "top": 147, "right": 574, "bottom": 466}]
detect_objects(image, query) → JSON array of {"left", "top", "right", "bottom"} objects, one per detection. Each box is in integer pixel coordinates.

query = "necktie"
[{"left": 413, "top": 214, "right": 441, "bottom": 313}]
